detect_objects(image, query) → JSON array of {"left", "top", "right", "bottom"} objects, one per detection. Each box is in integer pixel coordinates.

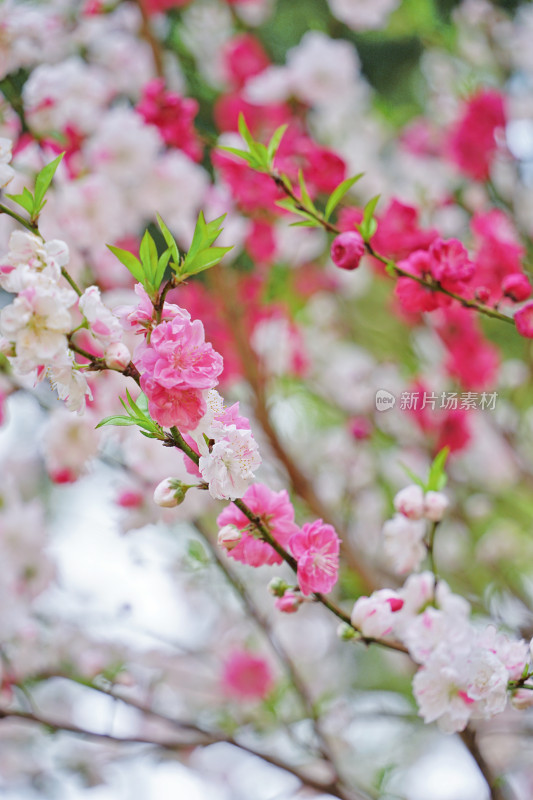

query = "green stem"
[
  {"left": 0, "top": 203, "right": 40, "bottom": 234},
  {"left": 61, "top": 267, "right": 82, "bottom": 297},
  {"left": 270, "top": 171, "right": 515, "bottom": 328}
]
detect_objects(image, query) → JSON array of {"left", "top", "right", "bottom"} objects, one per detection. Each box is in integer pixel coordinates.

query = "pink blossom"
[
  {"left": 139, "top": 377, "right": 206, "bottom": 431},
  {"left": 222, "top": 34, "right": 270, "bottom": 89},
  {"left": 221, "top": 649, "right": 274, "bottom": 701},
  {"left": 428, "top": 238, "right": 475, "bottom": 288},
  {"left": 502, "top": 273, "right": 531, "bottom": 302},
  {"left": 395, "top": 250, "right": 444, "bottom": 313},
  {"left": 136, "top": 316, "right": 223, "bottom": 391},
  {"left": 216, "top": 483, "right": 299, "bottom": 567},
  {"left": 289, "top": 520, "right": 340, "bottom": 596},
  {"left": 514, "top": 302, "right": 533, "bottom": 338},
  {"left": 447, "top": 89, "right": 506, "bottom": 181},
  {"left": 331, "top": 231, "right": 365, "bottom": 271},
  {"left": 115, "top": 283, "right": 189, "bottom": 336},
  {"left": 372, "top": 199, "right": 438, "bottom": 260},
  {"left": 136, "top": 79, "right": 202, "bottom": 162}
]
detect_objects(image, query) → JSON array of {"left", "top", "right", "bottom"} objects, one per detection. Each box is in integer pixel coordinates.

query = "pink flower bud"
[
  {"left": 511, "top": 689, "right": 533, "bottom": 710},
  {"left": 424, "top": 490, "right": 449, "bottom": 522},
  {"left": 502, "top": 273, "right": 532, "bottom": 302},
  {"left": 217, "top": 524, "right": 242, "bottom": 551},
  {"left": 514, "top": 302, "right": 533, "bottom": 338},
  {"left": 275, "top": 591, "right": 302, "bottom": 613},
  {"left": 104, "top": 342, "right": 131, "bottom": 370},
  {"left": 475, "top": 287, "right": 490, "bottom": 304},
  {"left": 330, "top": 231, "right": 365, "bottom": 271},
  {"left": 153, "top": 478, "right": 188, "bottom": 508},
  {"left": 116, "top": 490, "right": 144, "bottom": 508},
  {"left": 348, "top": 416, "right": 372, "bottom": 440},
  {"left": 393, "top": 484, "right": 425, "bottom": 520}
]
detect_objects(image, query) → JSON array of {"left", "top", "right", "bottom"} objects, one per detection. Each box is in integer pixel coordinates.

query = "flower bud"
[
  {"left": 424, "top": 490, "right": 449, "bottom": 522},
  {"left": 393, "top": 484, "right": 425, "bottom": 520},
  {"left": 511, "top": 688, "right": 533, "bottom": 710},
  {"left": 337, "top": 623, "right": 357, "bottom": 641},
  {"left": 330, "top": 231, "right": 365, "bottom": 271},
  {"left": 514, "top": 302, "right": 533, "bottom": 338},
  {"left": 268, "top": 577, "right": 289, "bottom": 597},
  {"left": 217, "top": 524, "right": 242, "bottom": 551},
  {"left": 153, "top": 478, "right": 188, "bottom": 508},
  {"left": 502, "top": 273, "right": 532, "bottom": 302},
  {"left": 104, "top": 342, "right": 131, "bottom": 371},
  {"left": 275, "top": 591, "right": 302, "bottom": 613}
]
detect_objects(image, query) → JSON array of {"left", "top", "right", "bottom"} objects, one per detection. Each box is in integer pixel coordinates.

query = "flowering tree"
[{"left": 2, "top": 0, "right": 533, "bottom": 798}]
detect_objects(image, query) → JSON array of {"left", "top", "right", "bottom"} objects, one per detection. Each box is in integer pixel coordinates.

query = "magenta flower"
[
  {"left": 514, "top": 302, "right": 533, "bottom": 339},
  {"left": 216, "top": 483, "right": 299, "bottom": 566},
  {"left": 330, "top": 230, "right": 365, "bottom": 271},
  {"left": 289, "top": 519, "right": 340, "bottom": 596}
]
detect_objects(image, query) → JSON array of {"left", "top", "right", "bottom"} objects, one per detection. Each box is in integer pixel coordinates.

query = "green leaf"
[
  {"left": 33, "top": 153, "right": 64, "bottom": 213},
  {"left": 139, "top": 230, "right": 158, "bottom": 284},
  {"left": 182, "top": 246, "right": 233, "bottom": 276},
  {"left": 275, "top": 198, "right": 299, "bottom": 213},
  {"left": 360, "top": 194, "right": 381, "bottom": 241},
  {"left": 426, "top": 447, "right": 449, "bottom": 492},
  {"left": 187, "top": 539, "right": 209, "bottom": 567},
  {"left": 289, "top": 219, "right": 321, "bottom": 227},
  {"left": 218, "top": 145, "right": 252, "bottom": 163},
  {"left": 399, "top": 462, "right": 426, "bottom": 490},
  {"left": 238, "top": 112, "right": 255, "bottom": 151},
  {"left": 156, "top": 214, "right": 179, "bottom": 264},
  {"left": 107, "top": 244, "right": 144, "bottom": 283},
  {"left": 267, "top": 123, "right": 288, "bottom": 165},
  {"left": 5, "top": 186, "right": 34, "bottom": 215},
  {"left": 179, "top": 212, "right": 229, "bottom": 277},
  {"left": 324, "top": 173, "right": 364, "bottom": 221},
  {"left": 298, "top": 169, "right": 315, "bottom": 213},
  {"left": 154, "top": 248, "right": 171, "bottom": 289},
  {"left": 95, "top": 414, "right": 138, "bottom": 429}
]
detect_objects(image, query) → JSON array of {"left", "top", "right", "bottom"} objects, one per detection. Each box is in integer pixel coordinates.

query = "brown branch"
[
  {"left": 132, "top": 0, "right": 165, "bottom": 78},
  {"left": 1, "top": 693, "right": 367, "bottom": 800},
  {"left": 460, "top": 725, "right": 515, "bottom": 800},
  {"left": 206, "top": 265, "right": 378, "bottom": 594}
]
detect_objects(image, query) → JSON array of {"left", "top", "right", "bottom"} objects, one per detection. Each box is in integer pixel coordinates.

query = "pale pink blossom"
[
  {"left": 393, "top": 484, "right": 425, "bottom": 520},
  {"left": 115, "top": 283, "right": 189, "bottom": 335},
  {"left": 0, "top": 230, "right": 68, "bottom": 293},
  {"left": 423, "top": 491, "right": 449, "bottom": 522},
  {"left": 382, "top": 514, "right": 426, "bottom": 574},
  {"left": 79, "top": 286, "right": 123, "bottom": 347},
  {"left": 0, "top": 137, "right": 14, "bottom": 188},
  {"left": 289, "top": 519, "right": 340, "bottom": 596},
  {"left": 199, "top": 425, "right": 261, "bottom": 500},
  {"left": 216, "top": 483, "right": 298, "bottom": 566},
  {"left": 217, "top": 524, "right": 242, "bottom": 551},
  {"left": 351, "top": 589, "right": 404, "bottom": 639},
  {"left": 104, "top": 342, "right": 131, "bottom": 371}
]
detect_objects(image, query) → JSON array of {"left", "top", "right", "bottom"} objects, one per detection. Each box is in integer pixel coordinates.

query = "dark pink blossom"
[
  {"left": 428, "top": 238, "right": 475, "bottom": 287},
  {"left": 136, "top": 79, "right": 202, "bottom": 162},
  {"left": 447, "top": 89, "right": 506, "bottom": 181},
  {"left": 289, "top": 520, "right": 340, "bottom": 596},
  {"left": 502, "top": 273, "right": 532, "bottom": 302},
  {"left": 515, "top": 302, "right": 533, "bottom": 338},
  {"left": 216, "top": 483, "right": 299, "bottom": 567}
]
